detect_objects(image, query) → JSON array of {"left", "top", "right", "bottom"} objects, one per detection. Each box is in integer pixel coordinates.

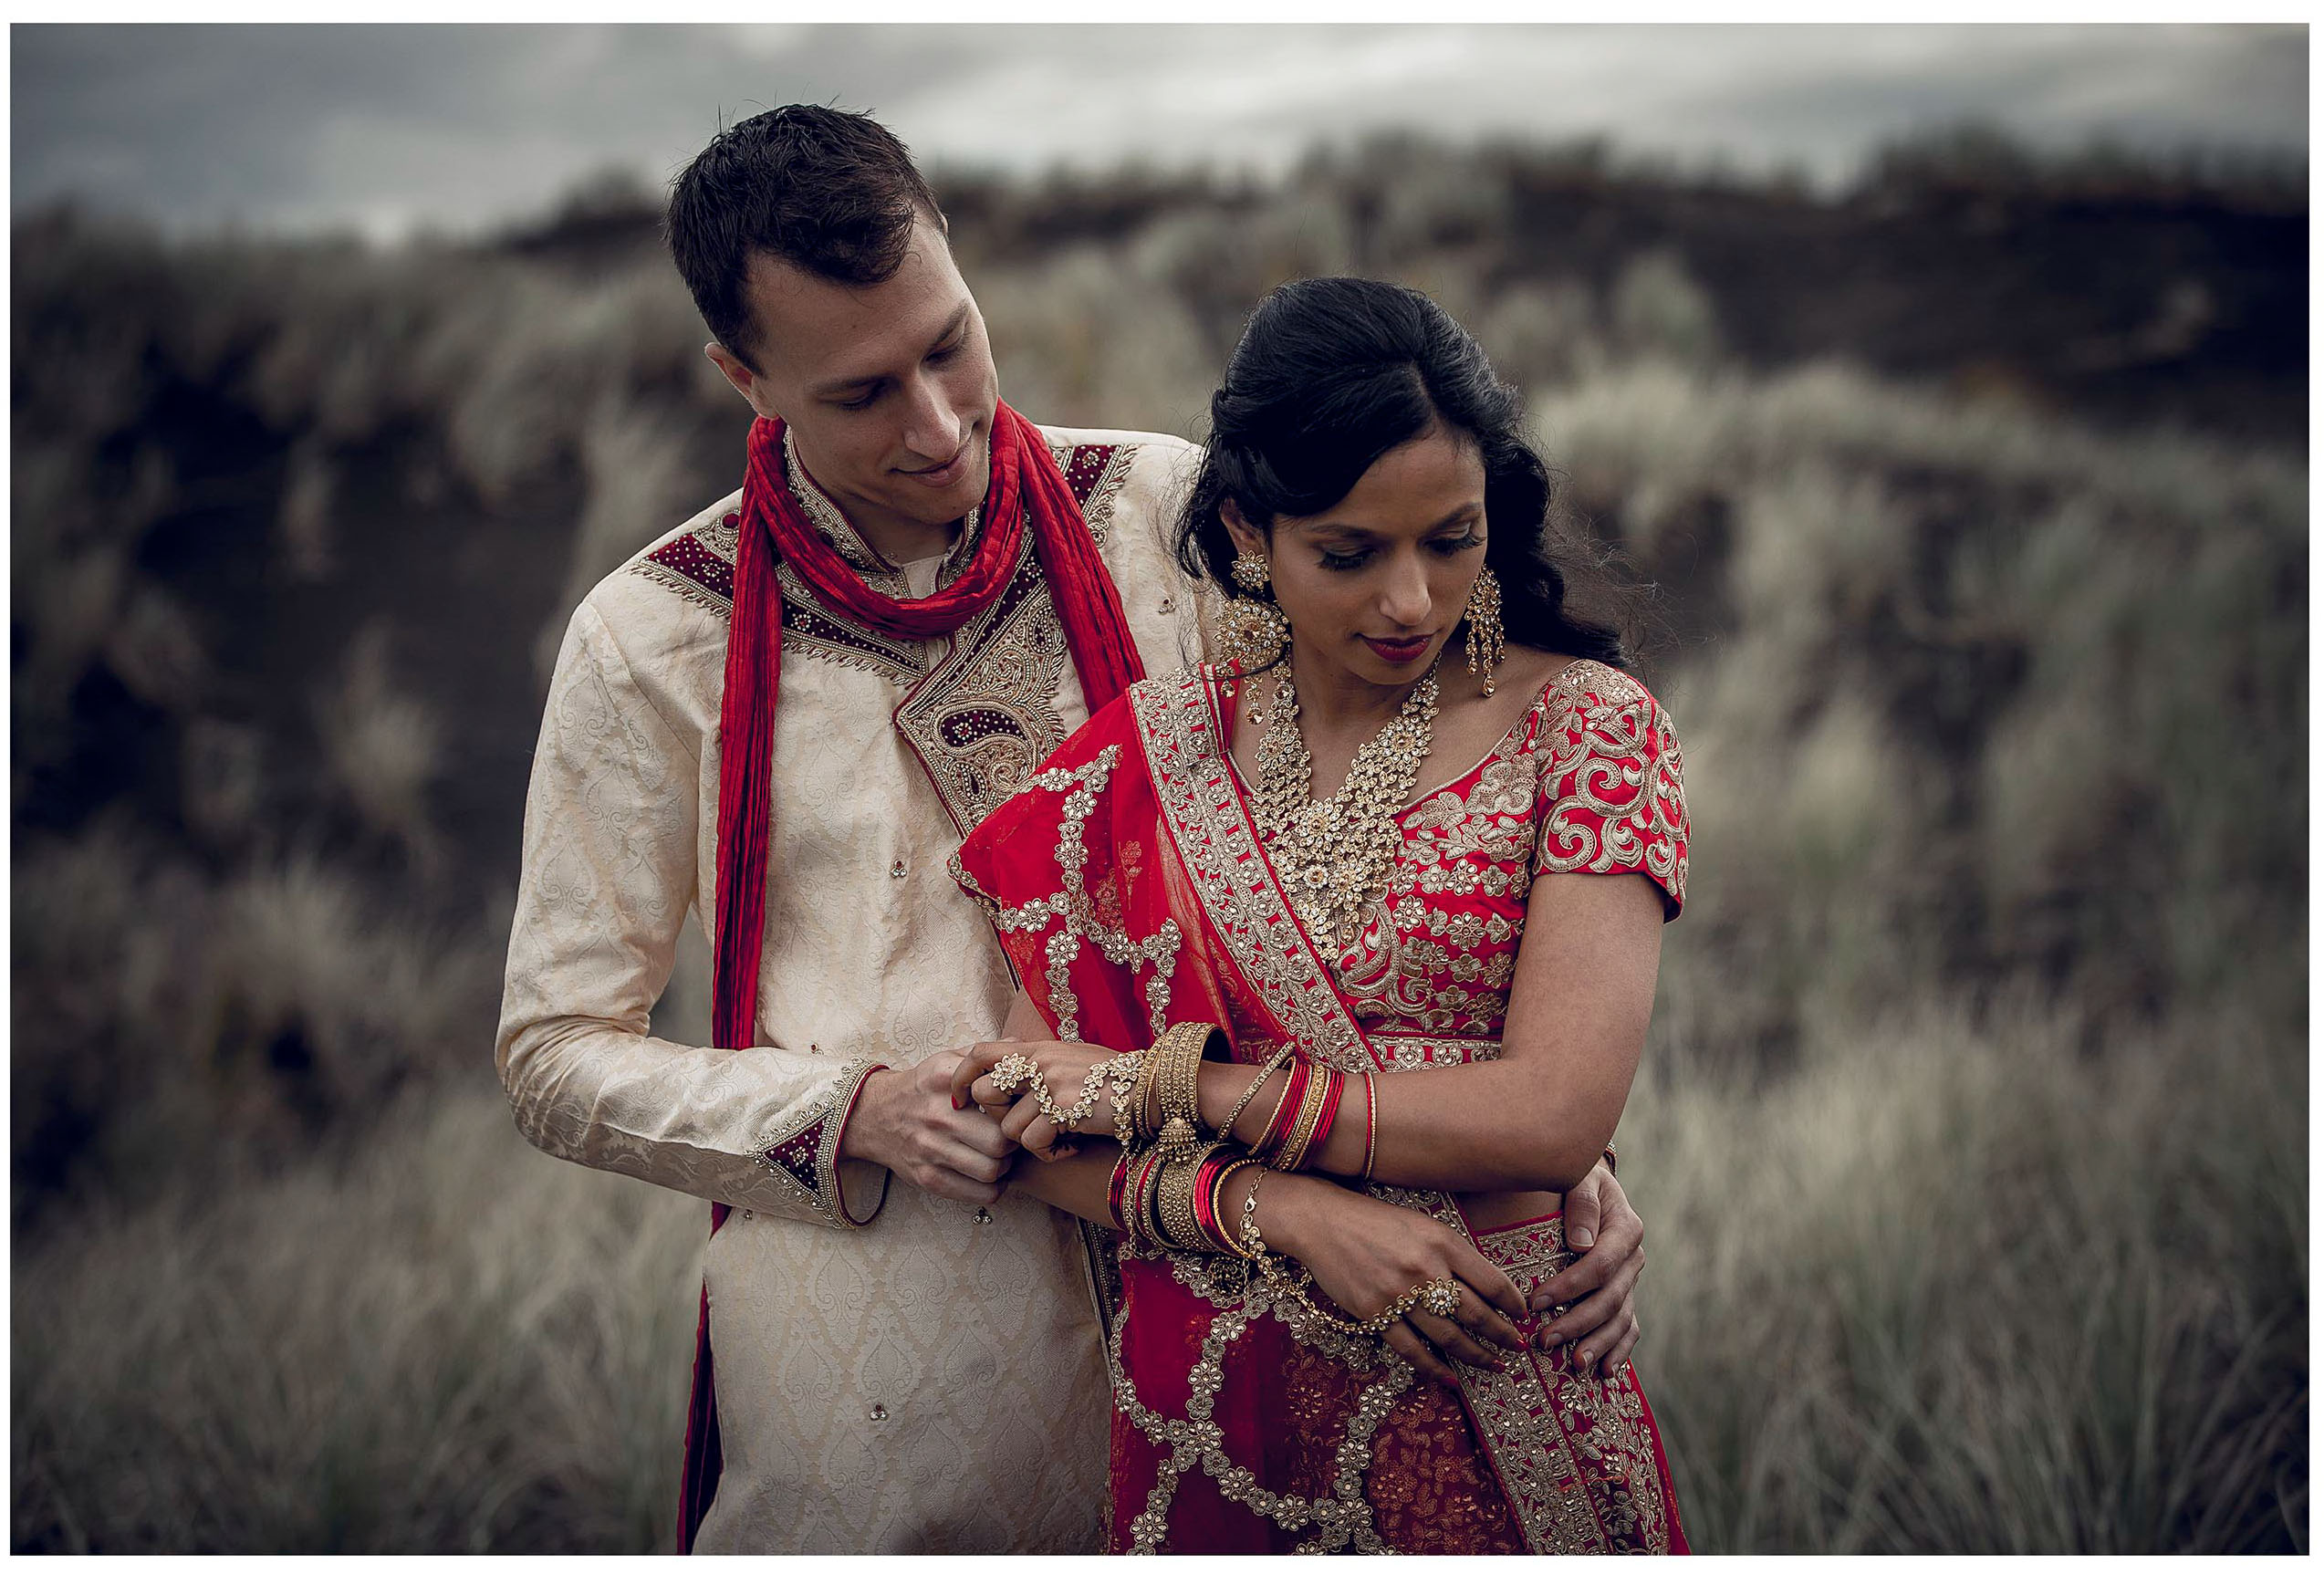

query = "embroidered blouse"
[{"left": 1249, "top": 658, "right": 1688, "bottom": 1073}]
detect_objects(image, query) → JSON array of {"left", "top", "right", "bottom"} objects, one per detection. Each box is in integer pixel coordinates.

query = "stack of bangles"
[{"left": 1104, "top": 1024, "right": 1386, "bottom": 1252}]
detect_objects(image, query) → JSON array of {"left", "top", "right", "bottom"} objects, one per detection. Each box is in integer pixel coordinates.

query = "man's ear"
[
  {"left": 1219, "top": 497, "right": 1268, "bottom": 559},
  {"left": 704, "top": 341, "right": 766, "bottom": 414}
]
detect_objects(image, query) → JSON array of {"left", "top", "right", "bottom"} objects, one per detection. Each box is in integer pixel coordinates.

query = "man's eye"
[{"left": 836, "top": 389, "right": 881, "bottom": 412}]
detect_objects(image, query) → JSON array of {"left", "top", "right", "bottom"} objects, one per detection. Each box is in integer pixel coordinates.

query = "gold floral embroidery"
[
  {"left": 945, "top": 745, "right": 1179, "bottom": 1043},
  {"left": 1129, "top": 673, "right": 1372, "bottom": 1076},
  {"left": 893, "top": 545, "right": 1073, "bottom": 832},
  {"left": 1382, "top": 1189, "right": 1677, "bottom": 1554},
  {"left": 1534, "top": 661, "right": 1689, "bottom": 905}
]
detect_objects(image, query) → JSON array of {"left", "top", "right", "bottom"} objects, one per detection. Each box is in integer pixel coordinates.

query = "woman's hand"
[
  {"left": 950, "top": 1038, "right": 1124, "bottom": 1160},
  {"left": 1258, "top": 1173, "right": 1530, "bottom": 1388}
]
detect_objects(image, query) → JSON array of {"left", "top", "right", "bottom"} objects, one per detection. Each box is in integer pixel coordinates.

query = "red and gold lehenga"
[{"left": 952, "top": 659, "right": 1692, "bottom": 1555}]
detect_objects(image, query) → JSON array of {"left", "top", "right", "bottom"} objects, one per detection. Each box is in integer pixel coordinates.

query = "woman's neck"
[{"left": 1283, "top": 641, "right": 1424, "bottom": 735}]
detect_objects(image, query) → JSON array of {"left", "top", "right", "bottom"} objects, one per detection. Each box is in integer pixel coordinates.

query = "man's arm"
[{"left": 496, "top": 599, "right": 1006, "bottom": 1225}]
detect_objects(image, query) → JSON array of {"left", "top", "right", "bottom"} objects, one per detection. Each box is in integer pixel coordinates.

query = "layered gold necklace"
[{"left": 1249, "top": 659, "right": 1439, "bottom": 953}]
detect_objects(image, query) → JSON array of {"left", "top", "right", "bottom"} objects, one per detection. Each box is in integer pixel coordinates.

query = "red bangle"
[
  {"left": 1304, "top": 1068, "right": 1344, "bottom": 1160},
  {"left": 1189, "top": 1152, "right": 1224, "bottom": 1245},
  {"left": 1107, "top": 1147, "right": 1133, "bottom": 1231},
  {"left": 1259, "top": 1058, "right": 1309, "bottom": 1161}
]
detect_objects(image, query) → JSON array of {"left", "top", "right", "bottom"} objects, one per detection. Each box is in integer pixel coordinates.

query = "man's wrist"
[{"left": 833, "top": 1064, "right": 899, "bottom": 1168}]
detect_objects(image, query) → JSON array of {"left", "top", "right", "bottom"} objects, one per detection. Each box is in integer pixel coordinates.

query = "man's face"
[{"left": 711, "top": 214, "right": 1000, "bottom": 541}]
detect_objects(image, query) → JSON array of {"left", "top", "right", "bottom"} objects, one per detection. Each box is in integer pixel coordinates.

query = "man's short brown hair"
[{"left": 666, "top": 105, "right": 945, "bottom": 370}]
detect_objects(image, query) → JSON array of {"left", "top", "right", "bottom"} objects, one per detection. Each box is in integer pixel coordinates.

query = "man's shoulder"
[
  {"left": 1037, "top": 423, "right": 1202, "bottom": 510},
  {"left": 587, "top": 486, "right": 748, "bottom": 632},
  {"left": 557, "top": 488, "right": 745, "bottom": 704},
  {"left": 1036, "top": 422, "right": 1199, "bottom": 459}
]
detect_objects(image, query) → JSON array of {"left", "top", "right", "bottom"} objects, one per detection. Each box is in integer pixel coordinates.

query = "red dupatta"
[
  {"left": 677, "top": 404, "right": 1144, "bottom": 1552},
  {"left": 952, "top": 667, "right": 1687, "bottom": 1556}
]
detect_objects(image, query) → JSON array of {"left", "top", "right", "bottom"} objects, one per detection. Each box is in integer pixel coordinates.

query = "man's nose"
[{"left": 899, "top": 371, "right": 963, "bottom": 459}]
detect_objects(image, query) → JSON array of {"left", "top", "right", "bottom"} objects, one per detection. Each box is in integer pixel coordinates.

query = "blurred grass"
[
  {"left": 10, "top": 133, "right": 2306, "bottom": 1550},
  {"left": 13, "top": 1092, "right": 701, "bottom": 1553}
]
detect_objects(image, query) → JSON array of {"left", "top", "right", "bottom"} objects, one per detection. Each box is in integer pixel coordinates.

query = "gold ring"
[
  {"left": 1418, "top": 1279, "right": 1462, "bottom": 1319},
  {"left": 988, "top": 1053, "right": 1041, "bottom": 1094}
]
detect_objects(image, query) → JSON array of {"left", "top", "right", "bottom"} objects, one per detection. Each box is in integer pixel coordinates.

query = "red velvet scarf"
[
  {"left": 712, "top": 401, "right": 1143, "bottom": 1056},
  {"left": 678, "top": 401, "right": 1144, "bottom": 1553}
]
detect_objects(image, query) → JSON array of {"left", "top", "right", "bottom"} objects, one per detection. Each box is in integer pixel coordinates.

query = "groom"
[{"left": 495, "top": 104, "right": 1651, "bottom": 1554}]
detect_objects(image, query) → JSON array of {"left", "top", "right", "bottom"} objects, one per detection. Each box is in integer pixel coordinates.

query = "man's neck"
[
  {"left": 787, "top": 441, "right": 962, "bottom": 568},
  {"left": 850, "top": 511, "right": 962, "bottom": 568}
]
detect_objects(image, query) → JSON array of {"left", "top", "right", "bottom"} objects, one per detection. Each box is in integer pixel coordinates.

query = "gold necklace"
[{"left": 1250, "top": 659, "right": 1438, "bottom": 952}]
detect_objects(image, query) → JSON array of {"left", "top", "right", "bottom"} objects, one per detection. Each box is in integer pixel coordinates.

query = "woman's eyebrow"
[{"left": 1297, "top": 502, "right": 1482, "bottom": 540}]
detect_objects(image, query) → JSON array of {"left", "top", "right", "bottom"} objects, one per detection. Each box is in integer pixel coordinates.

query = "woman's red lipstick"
[{"left": 1363, "top": 634, "right": 1432, "bottom": 666}]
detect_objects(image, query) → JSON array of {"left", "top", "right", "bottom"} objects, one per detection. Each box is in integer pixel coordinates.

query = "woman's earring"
[
  {"left": 1464, "top": 566, "right": 1506, "bottom": 696},
  {"left": 1220, "top": 551, "right": 1289, "bottom": 673}
]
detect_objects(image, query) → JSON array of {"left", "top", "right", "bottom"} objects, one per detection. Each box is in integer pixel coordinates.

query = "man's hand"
[
  {"left": 839, "top": 1050, "right": 1016, "bottom": 1204},
  {"left": 1528, "top": 1162, "right": 1644, "bottom": 1377}
]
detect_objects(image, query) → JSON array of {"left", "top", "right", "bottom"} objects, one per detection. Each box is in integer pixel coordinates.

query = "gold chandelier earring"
[
  {"left": 1463, "top": 566, "right": 1506, "bottom": 696},
  {"left": 1219, "top": 550, "right": 1289, "bottom": 673}
]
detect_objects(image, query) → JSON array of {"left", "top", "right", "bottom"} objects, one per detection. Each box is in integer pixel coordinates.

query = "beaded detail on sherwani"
[{"left": 500, "top": 425, "right": 1205, "bottom": 1552}]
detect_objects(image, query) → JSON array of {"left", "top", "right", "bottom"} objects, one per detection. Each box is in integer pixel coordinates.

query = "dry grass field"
[{"left": 12, "top": 138, "right": 2306, "bottom": 1551}]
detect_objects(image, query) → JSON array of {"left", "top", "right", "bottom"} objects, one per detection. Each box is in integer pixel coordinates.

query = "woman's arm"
[
  {"left": 1193, "top": 869, "right": 1666, "bottom": 1194},
  {"left": 975, "top": 870, "right": 1664, "bottom": 1195}
]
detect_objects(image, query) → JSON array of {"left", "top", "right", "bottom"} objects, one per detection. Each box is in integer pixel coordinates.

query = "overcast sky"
[{"left": 11, "top": 24, "right": 2307, "bottom": 240}]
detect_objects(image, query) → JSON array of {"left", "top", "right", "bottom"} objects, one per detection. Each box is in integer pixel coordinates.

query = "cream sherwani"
[{"left": 497, "top": 426, "right": 1203, "bottom": 1553}]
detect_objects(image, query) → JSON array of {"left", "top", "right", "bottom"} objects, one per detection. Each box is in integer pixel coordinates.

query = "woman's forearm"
[
  {"left": 1001, "top": 1141, "right": 1121, "bottom": 1226},
  {"left": 1194, "top": 1058, "right": 1617, "bottom": 1194},
  {"left": 1004, "top": 1134, "right": 1355, "bottom": 1266}
]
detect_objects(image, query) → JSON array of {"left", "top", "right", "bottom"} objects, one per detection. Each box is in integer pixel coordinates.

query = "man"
[{"left": 496, "top": 105, "right": 1649, "bottom": 1554}]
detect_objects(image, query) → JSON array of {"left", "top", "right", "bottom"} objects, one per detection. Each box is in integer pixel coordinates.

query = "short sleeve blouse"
[{"left": 1316, "top": 659, "right": 1689, "bottom": 1062}]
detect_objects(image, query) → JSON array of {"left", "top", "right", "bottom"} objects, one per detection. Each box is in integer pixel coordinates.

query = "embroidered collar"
[{"left": 782, "top": 427, "right": 985, "bottom": 591}]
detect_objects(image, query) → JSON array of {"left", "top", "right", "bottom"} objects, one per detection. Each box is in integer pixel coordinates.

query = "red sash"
[{"left": 677, "top": 404, "right": 1145, "bottom": 1551}]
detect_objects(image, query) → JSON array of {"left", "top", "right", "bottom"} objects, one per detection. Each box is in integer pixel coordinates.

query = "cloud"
[{"left": 11, "top": 23, "right": 2305, "bottom": 239}]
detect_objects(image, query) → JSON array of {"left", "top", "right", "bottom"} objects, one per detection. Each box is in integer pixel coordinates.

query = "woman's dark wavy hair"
[{"left": 1175, "top": 277, "right": 1638, "bottom": 670}]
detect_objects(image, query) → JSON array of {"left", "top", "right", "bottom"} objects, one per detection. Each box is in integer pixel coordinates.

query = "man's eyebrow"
[{"left": 808, "top": 304, "right": 973, "bottom": 401}]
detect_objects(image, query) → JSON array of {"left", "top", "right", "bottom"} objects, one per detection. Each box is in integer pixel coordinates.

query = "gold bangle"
[
  {"left": 1600, "top": 1141, "right": 1618, "bottom": 1177},
  {"left": 1152, "top": 1022, "right": 1212, "bottom": 1163},
  {"left": 1271, "top": 1062, "right": 1333, "bottom": 1173},
  {"left": 1156, "top": 1140, "right": 1221, "bottom": 1251},
  {"left": 1360, "top": 1073, "right": 1379, "bottom": 1183},
  {"left": 1215, "top": 1045, "right": 1292, "bottom": 1146},
  {"left": 1207, "top": 1157, "right": 1262, "bottom": 1258}
]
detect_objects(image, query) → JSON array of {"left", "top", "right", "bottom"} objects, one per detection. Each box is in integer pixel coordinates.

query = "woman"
[{"left": 948, "top": 277, "right": 1689, "bottom": 1554}]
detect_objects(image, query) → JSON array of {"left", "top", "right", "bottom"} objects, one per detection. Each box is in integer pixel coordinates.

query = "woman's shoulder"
[
  {"left": 1492, "top": 652, "right": 1675, "bottom": 752},
  {"left": 1537, "top": 655, "right": 1666, "bottom": 722}
]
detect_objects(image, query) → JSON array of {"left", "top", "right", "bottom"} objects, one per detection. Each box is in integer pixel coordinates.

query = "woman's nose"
[{"left": 1379, "top": 557, "right": 1433, "bottom": 627}]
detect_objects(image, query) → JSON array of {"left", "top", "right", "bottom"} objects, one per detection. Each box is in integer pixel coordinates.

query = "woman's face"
[{"left": 1225, "top": 424, "right": 1490, "bottom": 692}]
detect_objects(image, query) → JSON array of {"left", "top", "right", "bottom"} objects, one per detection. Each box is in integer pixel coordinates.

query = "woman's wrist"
[
  {"left": 1230, "top": 1167, "right": 1327, "bottom": 1258},
  {"left": 1198, "top": 1058, "right": 1289, "bottom": 1145}
]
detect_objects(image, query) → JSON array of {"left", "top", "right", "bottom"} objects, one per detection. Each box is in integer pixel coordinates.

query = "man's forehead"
[{"left": 744, "top": 225, "right": 972, "bottom": 384}]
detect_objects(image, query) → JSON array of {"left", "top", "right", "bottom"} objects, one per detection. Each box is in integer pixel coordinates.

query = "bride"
[{"left": 948, "top": 276, "right": 1690, "bottom": 1554}]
